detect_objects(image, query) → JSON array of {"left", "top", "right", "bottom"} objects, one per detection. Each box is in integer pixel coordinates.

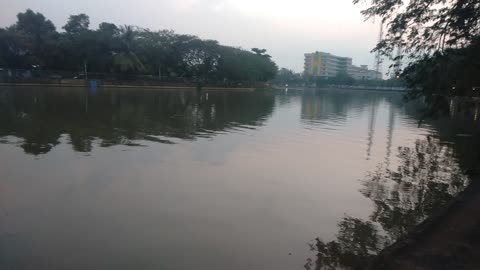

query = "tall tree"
[
  {"left": 251, "top": 48, "right": 271, "bottom": 58},
  {"left": 12, "top": 9, "right": 57, "bottom": 68},
  {"left": 15, "top": 9, "right": 56, "bottom": 40},
  {"left": 353, "top": 0, "right": 480, "bottom": 60},
  {"left": 98, "top": 22, "right": 119, "bottom": 37},
  {"left": 63, "top": 14, "right": 90, "bottom": 34},
  {"left": 180, "top": 39, "right": 221, "bottom": 79},
  {"left": 136, "top": 30, "right": 175, "bottom": 77},
  {"left": 354, "top": 0, "right": 480, "bottom": 99},
  {"left": 0, "top": 9, "right": 278, "bottom": 82},
  {"left": 113, "top": 25, "right": 145, "bottom": 73}
]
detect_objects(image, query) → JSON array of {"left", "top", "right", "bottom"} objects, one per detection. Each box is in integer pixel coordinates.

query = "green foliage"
[
  {"left": 332, "top": 71, "right": 355, "bottom": 85},
  {"left": 113, "top": 52, "right": 145, "bottom": 73},
  {"left": 0, "top": 9, "right": 278, "bottom": 82},
  {"left": 353, "top": 0, "right": 480, "bottom": 61},
  {"left": 403, "top": 37, "right": 480, "bottom": 99},
  {"left": 1, "top": 9, "right": 58, "bottom": 69},
  {"left": 63, "top": 14, "right": 90, "bottom": 34},
  {"left": 274, "top": 70, "right": 406, "bottom": 88},
  {"left": 112, "top": 25, "right": 145, "bottom": 73},
  {"left": 216, "top": 46, "right": 278, "bottom": 82},
  {"left": 251, "top": 48, "right": 271, "bottom": 58},
  {"left": 16, "top": 9, "right": 56, "bottom": 37},
  {"left": 354, "top": 0, "right": 480, "bottom": 99},
  {"left": 272, "top": 68, "right": 303, "bottom": 85},
  {"left": 311, "top": 72, "right": 356, "bottom": 86},
  {"left": 98, "top": 22, "right": 119, "bottom": 35}
]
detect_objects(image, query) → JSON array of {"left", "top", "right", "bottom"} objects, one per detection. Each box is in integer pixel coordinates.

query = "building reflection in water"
[
  {"left": 300, "top": 90, "right": 400, "bottom": 163},
  {"left": 366, "top": 98, "right": 378, "bottom": 160},
  {"left": 385, "top": 103, "right": 396, "bottom": 167},
  {"left": 303, "top": 92, "right": 477, "bottom": 269}
]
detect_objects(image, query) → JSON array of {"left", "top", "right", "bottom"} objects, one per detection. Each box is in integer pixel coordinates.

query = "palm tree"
[{"left": 113, "top": 25, "right": 145, "bottom": 73}]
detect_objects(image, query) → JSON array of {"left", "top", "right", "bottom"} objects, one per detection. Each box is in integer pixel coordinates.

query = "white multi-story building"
[
  {"left": 304, "top": 52, "right": 381, "bottom": 80},
  {"left": 348, "top": 65, "right": 382, "bottom": 80}
]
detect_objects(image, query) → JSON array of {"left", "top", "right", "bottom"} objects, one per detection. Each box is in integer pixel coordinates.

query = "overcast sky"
[{"left": 1, "top": 0, "right": 382, "bottom": 72}]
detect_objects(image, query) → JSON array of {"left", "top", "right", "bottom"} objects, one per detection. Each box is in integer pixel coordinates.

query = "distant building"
[
  {"left": 304, "top": 52, "right": 352, "bottom": 78},
  {"left": 348, "top": 65, "right": 382, "bottom": 80},
  {"left": 304, "top": 52, "right": 382, "bottom": 80}
]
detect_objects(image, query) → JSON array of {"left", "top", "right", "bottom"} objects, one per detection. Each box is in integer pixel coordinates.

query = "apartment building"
[{"left": 304, "top": 51, "right": 381, "bottom": 80}]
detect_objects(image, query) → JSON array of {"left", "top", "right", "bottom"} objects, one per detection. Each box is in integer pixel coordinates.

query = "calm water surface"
[{"left": 0, "top": 87, "right": 472, "bottom": 269}]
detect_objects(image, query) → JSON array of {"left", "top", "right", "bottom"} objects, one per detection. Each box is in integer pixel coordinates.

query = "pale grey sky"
[{"left": 1, "top": 0, "right": 383, "bottom": 72}]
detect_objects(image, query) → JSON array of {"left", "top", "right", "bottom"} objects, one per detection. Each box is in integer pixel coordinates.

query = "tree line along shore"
[{"left": 0, "top": 9, "right": 278, "bottom": 87}]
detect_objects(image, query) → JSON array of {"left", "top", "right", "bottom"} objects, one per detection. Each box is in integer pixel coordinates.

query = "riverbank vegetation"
[
  {"left": 0, "top": 9, "right": 278, "bottom": 83},
  {"left": 307, "top": 116, "right": 476, "bottom": 270},
  {"left": 353, "top": 0, "right": 480, "bottom": 99},
  {"left": 305, "top": 1, "right": 480, "bottom": 269}
]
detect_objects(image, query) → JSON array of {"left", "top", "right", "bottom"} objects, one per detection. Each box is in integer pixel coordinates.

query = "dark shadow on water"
[
  {"left": 306, "top": 217, "right": 387, "bottom": 270},
  {"left": 0, "top": 87, "right": 275, "bottom": 155},
  {"left": 308, "top": 134, "right": 473, "bottom": 270}
]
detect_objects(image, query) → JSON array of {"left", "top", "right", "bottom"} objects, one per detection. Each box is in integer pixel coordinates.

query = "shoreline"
[
  {"left": 0, "top": 82, "right": 258, "bottom": 91},
  {"left": 274, "top": 86, "right": 408, "bottom": 93},
  {"left": 367, "top": 177, "right": 480, "bottom": 270}
]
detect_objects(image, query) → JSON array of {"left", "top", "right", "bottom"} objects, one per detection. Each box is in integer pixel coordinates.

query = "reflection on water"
[
  {"left": 364, "top": 137, "right": 469, "bottom": 237},
  {"left": 0, "top": 87, "right": 476, "bottom": 270},
  {"left": 0, "top": 87, "right": 274, "bottom": 155},
  {"left": 301, "top": 90, "right": 408, "bottom": 163},
  {"left": 306, "top": 216, "right": 386, "bottom": 270},
  {"left": 308, "top": 133, "right": 474, "bottom": 269}
]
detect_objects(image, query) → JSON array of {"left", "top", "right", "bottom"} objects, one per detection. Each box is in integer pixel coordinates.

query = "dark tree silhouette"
[
  {"left": 0, "top": 88, "right": 275, "bottom": 155},
  {"left": 309, "top": 136, "right": 470, "bottom": 269},
  {"left": 0, "top": 9, "right": 278, "bottom": 82}
]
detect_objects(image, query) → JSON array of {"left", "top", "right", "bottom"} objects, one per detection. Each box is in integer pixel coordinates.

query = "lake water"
[{"left": 0, "top": 87, "right": 473, "bottom": 270}]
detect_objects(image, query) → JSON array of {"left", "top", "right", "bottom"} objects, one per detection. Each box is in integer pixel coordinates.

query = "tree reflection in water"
[
  {"left": 309, "top": 136, "right": 470, "bottom": 270},
  {"left": 0, "top": 87, "right": 275, "bottom": 155},
  {"left": 306, "top": 217, "right": 387, "bottom": 270}
]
